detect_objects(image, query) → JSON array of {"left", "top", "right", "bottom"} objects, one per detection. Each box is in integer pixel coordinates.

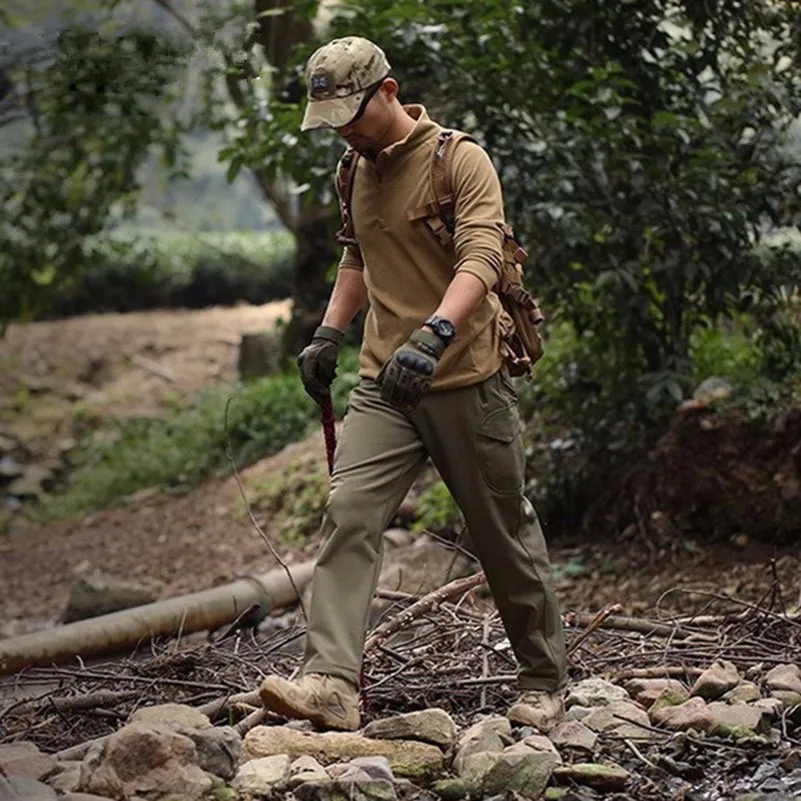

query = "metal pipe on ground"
[{"left": 0, "top": 561, "right": 315, "bottom": 676}]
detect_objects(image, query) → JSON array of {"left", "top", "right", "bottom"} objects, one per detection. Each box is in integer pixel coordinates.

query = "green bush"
[
  {"left": 37, "top": 347, "right": 360, "bottom": 520},
  {"left": 39, "top": 371, "right": 313, "bottom": 518},
  {"left": 413, "top": 480, "right": 462, "bottom": 534},
  {"left": 39, "top": 229, "right": 295, "bottom": 318}
]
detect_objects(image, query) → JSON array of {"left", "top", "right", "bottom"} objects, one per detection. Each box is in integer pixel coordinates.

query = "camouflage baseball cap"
[{"left": 301, "top": 36, "right": 391, "bottom": 131}]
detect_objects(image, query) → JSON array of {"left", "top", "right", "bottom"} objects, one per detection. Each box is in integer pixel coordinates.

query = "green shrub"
[
  {"left": 243, "top": 454, "right": 329, "bottom": 546},
  {"left": 413, "top": 480, "right": 462, "bottom": 534},
  {"left": 39, "top": 371, "right": 315, "bottom": 518},
  {"left": 40, "top": 229, "right": 295, "bottom": 318},
  {"left": 37, "top": 347, "right": 361, "bottom": 520},
  {"left": 689, "top": 323, "right": 761, "bottom": 386}
]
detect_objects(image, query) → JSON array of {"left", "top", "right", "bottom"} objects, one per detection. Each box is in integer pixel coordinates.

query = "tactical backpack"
[{"left": 334, "top": 129, "right": 545, "bottom": 378}]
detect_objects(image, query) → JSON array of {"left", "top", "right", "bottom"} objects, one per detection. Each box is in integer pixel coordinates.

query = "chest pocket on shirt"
[{"left": 407, "top": 203, "right": 456, "bottom": 251}]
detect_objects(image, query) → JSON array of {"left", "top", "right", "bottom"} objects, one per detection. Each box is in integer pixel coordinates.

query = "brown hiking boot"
[
  {"left": 259, "top": 673, "right": 360, "bottom": 731},
  {"left": 507, "top": 689, "right": 565, "bottom": 732}
]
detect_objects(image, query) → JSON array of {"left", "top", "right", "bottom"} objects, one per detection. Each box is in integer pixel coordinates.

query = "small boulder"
[
  {"left": 552, "top": 762, "right": 631, "bottom": 792},
  {"left": 690, "top": 660, "right": 741, "bottom": 700},
  {"left": 625, "top": 678, "right": 688, "bottom": 707},
  {"left": 294, "top": 778, "right": 397, "bottom": 801},
  {"left": 289, "top": 755, "right": 329, "bottom": 787},
  {"left": 458, "top": 750, "right": 559, "bottom": 798},
  {"left": 130, "top": 702, "right": 211, "bottom": 731},
  {"left": 765, "top": 664, "right": 801, "bottom": 695},
  {"left": 650, "top": 697, "right": 717, "bottom": 733},
  {"left": 709, "top": 702, "right": 772, "bottom": 737},
  {"left": 62, "top": 571, "right": 156, "bottom": 623},
  {"left": 723, "top": 682, "right": 761, "bottom": 704},
  {"left": 243, "top": 725, "right": 443, "bottom": 780},
  {"left": 0, "top": 741, "right": 57, "bottom": 781},
  {"left": 549, "top": 721, "right": 598, "bottom": 753},
  {"left": 181, "top": 725, "right": 241, "bottom": 780},
  {"left": 362, "top": 708, "right": 457, "bottom": 750},
  {"left": 566, "top": 678, "right": 630, "bottom": 708},
  {"left": 83, "top": 721, "right": 212, "bottom": 800},
  {"left": 582, "top": 702, "right": 652, "bottom": 740},
  {"left": 233, "top": 754, "right": 291, "bottom": 795}
]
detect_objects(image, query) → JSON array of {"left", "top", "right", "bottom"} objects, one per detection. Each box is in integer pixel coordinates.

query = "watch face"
[
  {"left": 439, "top": 320, "right": 455, "bottom": 339},
  {"left": 429, "top": 317, "right": 455, "bottom": 342}
]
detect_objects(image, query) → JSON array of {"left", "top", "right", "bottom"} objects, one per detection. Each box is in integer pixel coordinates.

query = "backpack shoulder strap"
[
  {"left": 428, "top": 130, "right": 478, "bottom": 243},
  {"left": 334, "top": 146, "right": 361, "bottom": 246}
]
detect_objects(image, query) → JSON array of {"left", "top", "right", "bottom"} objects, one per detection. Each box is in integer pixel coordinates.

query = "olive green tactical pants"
[{"left": 304, "top": 371, "right": 567, "bottom": 691}]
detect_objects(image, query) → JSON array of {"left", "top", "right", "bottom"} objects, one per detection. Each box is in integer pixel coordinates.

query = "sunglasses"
[{"left": 346, "top": 76, "right": 388, "bottom": 125}]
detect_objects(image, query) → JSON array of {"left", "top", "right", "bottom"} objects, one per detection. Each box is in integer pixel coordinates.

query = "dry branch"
[{"left": 364, "top": 571, "right": 487, "bottom": 653}]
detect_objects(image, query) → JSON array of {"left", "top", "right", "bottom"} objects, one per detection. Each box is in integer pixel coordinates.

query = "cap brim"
[{"left": 300, "top": 89, "right": 366, "bottom": 132}]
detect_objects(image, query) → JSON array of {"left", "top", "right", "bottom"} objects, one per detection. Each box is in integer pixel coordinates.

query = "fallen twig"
[{"left": 364, "top": 572, "right": 487, "bottom": 653}]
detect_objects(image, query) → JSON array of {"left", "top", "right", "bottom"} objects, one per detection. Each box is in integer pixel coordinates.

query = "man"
[{"left": 259, "top": 36, "right": 566, "bottom": 732}]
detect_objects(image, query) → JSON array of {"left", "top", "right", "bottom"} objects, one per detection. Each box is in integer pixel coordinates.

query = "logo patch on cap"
[{"left": 310, "top": 72, "right": 332, "bottom": 98}]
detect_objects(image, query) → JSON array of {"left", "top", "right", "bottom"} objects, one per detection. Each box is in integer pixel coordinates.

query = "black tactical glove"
[
  {"left": 378, "top": 328, "right": 446, "bottom": 412},
  {"left": 297, "top": 325, "right": 344, "bottom": 404}
]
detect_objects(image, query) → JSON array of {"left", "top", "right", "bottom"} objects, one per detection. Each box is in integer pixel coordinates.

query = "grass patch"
[
  {"left": 37, "top": 348, "right": 361, "bottom": 520},
  {"left": 242, "top": 453, "right": 329, "bottom": 546}
]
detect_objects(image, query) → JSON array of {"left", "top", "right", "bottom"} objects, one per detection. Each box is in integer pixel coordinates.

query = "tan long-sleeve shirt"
[{"left": 339, "top": 105, "right": 506, "bottom": 390}]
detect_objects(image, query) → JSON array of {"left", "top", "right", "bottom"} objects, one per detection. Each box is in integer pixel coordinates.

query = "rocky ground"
[{"left": 1, "top": 593, "right": 800, "bottom": 801}]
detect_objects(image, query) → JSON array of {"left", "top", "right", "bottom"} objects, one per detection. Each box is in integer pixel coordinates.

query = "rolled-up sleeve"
[
  {"left": 450, "top": 142, "right": 505, "bottom": 292},
  {"left": 338, "top": 243, "right": 364, "bottom": 272}
]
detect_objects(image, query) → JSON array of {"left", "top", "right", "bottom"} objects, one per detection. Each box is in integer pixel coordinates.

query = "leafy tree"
[
  {"left": 0, "top": 23, "right": 187, "bottom": 329},
  {"left": 320, "top": 0, "right": 801, "bottom": 426}
]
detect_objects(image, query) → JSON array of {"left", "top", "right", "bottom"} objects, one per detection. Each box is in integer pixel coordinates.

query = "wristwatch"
[{"left": 424, "top": 315, "right": 456, "bottom": 347}]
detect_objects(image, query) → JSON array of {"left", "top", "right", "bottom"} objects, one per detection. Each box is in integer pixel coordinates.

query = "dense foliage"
[
  {"left": 41, "top": 230, "right": 294, "bottom": 318},
  {"left": 0, "top": 24, "right": 188, "bottom": 329}
]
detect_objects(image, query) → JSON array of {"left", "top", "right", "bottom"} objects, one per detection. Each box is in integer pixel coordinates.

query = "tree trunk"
[{"left": 280, "top": 214, "right": 339, "bottom": 363}]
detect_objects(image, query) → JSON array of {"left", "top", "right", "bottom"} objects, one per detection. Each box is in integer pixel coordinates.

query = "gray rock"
[
  {"left": 549, "top": 720, "right": 598, "bottom": 753},
  {"left": 46, "top": 761, "right": 84, "bottom": 794},
  {"left": 625, "top": 678, "right": 688, "bottom": 707},
  {"left": 289, "top": 755, "right": 329, "bottom": 787},
  {"left": 180, "top": 724, "right": 241, "bottom": 780},
  {"left": 233, "top": 754, "right": 291, "bottom": 794},
  {"left": 83, "top": 721, "right": 212, "bottom": 800},
  {"left": 350, "top": 756, "right": 395, "bottom": 782},
  {"left": 129, "top": 702, "right": 211, "bottom": 731},
  {"left": 582, "top": 701, "right": 652, "bottom": 740},
  {"left": 431, "top": 778, "right": 467, "bottom": 801},
  {"left": 0, "top": 741, "right": 57, "bottom": 781},
  {"left": 0, "top": 777, "right": 58, "bottom": 801},
  {"left": 564, "top": 705, "right": 592, "bottom": 721},
  {"left": 362, "top": 708, "right": 457, "bottom": 750},
  {"left": 326, "top": 764, "right": 374, "bottom": 783},
  {"left": 724, "top": 682, "right": 762, "bottom": 704},
  {"left": 691, "top": 660, "right": 741, "bottom": 700},
  {"left": 709, "top": 702, "right": 772, "bottom": 737},
  {"left": 766, "top": 664, "right": 801, "bottom": 695},
  {"left": 459, "top": 750, "right": 559, "bottom": 798},
  {"left": 553, "top": 762, "right": 631, "bottom": 792},
  {"left": 243, "top": 725, "right": 444, "bottom": 780},
  {"left": 62, "top": 571, "right": 157, "bottom": 623},
  {"left": 452, "top": 717, "right": 508, "bottom": 774},
  {"left": 650, "top": 697, "right": 717, "bottom": 732},
  {"left": 567, "top": 678, "right": 630, "bottom": 708}
]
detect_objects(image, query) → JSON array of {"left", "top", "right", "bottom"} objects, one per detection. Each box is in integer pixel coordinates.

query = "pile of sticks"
[{"left": 1, "top": 572, "right": 799, "bottom": 756}]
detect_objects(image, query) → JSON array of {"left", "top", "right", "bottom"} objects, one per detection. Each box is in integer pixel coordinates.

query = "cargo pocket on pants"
[{"left": 477, "top": 403, "right": 525, "bottom": 495}]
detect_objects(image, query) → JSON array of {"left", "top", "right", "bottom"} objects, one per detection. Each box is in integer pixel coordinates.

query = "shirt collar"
[{"left": 374, "top": 105, "right": 438, "bottom": 168}]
